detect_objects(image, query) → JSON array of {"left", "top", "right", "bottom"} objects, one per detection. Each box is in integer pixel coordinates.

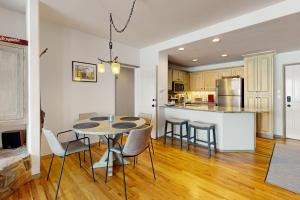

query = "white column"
[{"left": 26, "top": 0, "right": 40, "bottom": 175}]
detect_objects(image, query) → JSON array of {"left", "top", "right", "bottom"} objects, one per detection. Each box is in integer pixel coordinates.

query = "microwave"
[{"left": 172, "top": 81, "right": 184, "bottom": 92}]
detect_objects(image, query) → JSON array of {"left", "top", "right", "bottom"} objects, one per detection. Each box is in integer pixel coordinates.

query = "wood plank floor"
[{"left": 7, "top": 137, "right": 300, "bottom": 200}]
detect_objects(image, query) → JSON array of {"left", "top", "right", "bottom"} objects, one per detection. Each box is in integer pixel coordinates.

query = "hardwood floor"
[{"left": 7, "top": 137, "right": 300, "bottom": 200}]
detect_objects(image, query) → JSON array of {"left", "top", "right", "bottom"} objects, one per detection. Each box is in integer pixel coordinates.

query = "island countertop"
[{"left": 160, "top": 104, "right": 267, "bottom": 113}]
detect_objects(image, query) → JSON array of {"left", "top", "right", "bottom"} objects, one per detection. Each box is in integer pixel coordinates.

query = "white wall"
[
  {"left": 0, "top": 7, "right": 26, "bottom": 147},
  {"left": 0, "top": 6, "right": 26, "bottom": 39},
  {"left": 40, "top": 21, "right": 139, "bottom": 155}
]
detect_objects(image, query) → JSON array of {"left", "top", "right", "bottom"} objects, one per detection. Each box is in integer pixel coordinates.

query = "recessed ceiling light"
[
  {"left": 178, "top": 47, "right": 185, "bottom": 51},
  {"left": 212, "top": 38, "right": 221, "bottom": 43},
  {"left": 192, "top": 59, "right": 198, "bottom": 62},
  {"left": 221, "top": 54, "right": 228, "bottom": 57}
]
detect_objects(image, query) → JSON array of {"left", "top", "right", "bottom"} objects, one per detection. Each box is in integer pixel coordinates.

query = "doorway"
[
  {"left": 115, "top": 67, "right": 135, "bottom": 116},
  {"left": 285, "top": 64, "right": 300, "bottom": 140}
]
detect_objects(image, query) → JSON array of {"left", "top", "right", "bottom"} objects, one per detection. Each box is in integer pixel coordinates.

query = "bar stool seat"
[
  {"left": 188, "top": 121, "right": 217, "bottom": 158},
  {"left": 189, "top": 121, "right": 215, "bottom": 129},
  {"left": 164, "top": 118, "right": 189, "bottom": 149},
  {"left": 167, "top": 118, "right": 189, "bottom": 124}
]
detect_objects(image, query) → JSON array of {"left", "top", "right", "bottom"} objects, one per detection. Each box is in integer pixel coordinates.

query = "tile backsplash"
[{"left": 186, "top": 91, "right": 216, "bottom": 102}]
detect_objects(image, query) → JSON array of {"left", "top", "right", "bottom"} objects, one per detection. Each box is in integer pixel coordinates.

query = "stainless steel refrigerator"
[{"left": 216, "top": 77, "right": 244, "bottom": 107}]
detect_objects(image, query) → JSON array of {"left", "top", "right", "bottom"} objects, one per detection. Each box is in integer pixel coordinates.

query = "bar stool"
[
  {"left": 164, "top": 118, "right": 189, "bottom": 149},
  {"left": 188, "top": 121, "right": 217, "bottom": 158}
]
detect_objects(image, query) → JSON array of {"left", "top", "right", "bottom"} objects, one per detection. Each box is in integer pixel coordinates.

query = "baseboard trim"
[
  {"left": 257, "top": 133, "right": 274, "bottom": 139},
  {"left": 31, "top": 173, "right": 41, "bottom": 180}
]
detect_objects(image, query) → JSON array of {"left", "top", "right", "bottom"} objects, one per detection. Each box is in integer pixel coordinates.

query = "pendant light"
[{"left": 97, "top": 0, "right": 137, "bottom": 76}]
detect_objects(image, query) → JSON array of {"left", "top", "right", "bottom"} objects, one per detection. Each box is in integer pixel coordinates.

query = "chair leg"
[
  {"left": 213, "top": 127, "right": 217, "bottom": 153},
  {"left": 121, "top": 155, "right": 128, "bottom": 200},
  {"left": 164, "top": 122, "right": 168, "bottom": 144},
  {"left": 180, "top": 125, "right": 183, "bottom": 150},
  {"left": 55, "top": 156, "right": 66, "bottom": 200},
  {"left": 188, "top": 126, "right": 191, "bottom": 151},
  {"left": 185, "top": 122, "right": 189, "bottom": 150},
  {"left": 75, "top": 133, "right": 82, "bottom": 168},
  {"left": 207, "top": 129, "right": 211, "bottom": 158},
  {"left": 148, "top": 147, "right": 156, "bottom": 180},
  {"left": 47, "top": 154, "right": 54, "bottom": 181},
  {"left": 133, "top": 156, "right": 136, "bottom": 168},
  {"left": 194, "top": 128, "right": 197, "bottom": 145},
  {"left": 83, "top": 134, "right": 86, "bottom": 162},
  {"left": 78, "top": 152, "right": 82, "bottom": 168},
  {"left": 88, "top": 145, "right": 95, "bottom": 182},
  {"left": 98, "top": 136, "right": 101, "bottom": 147},
  {"left": 171, "top": 124, "right": 174, "bottom": 144},
  {"left": 150, "top": 137, "right": 155, "bottom": 155}
]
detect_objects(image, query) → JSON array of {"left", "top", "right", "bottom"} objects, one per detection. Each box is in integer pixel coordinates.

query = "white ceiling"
[
  {"left": 38, "top": 0, "right": 283, "bottom": 48},
  {"left": 166, "top": 12, "right": 300, "bottom": 67},
  {"left": 0, "top": 0, "right": 26, "bottom": 13}
]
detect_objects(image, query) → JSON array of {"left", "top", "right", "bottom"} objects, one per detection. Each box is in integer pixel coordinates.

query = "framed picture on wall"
[{"left": 72, "top": 61, "right": 97, "bottom": 82}]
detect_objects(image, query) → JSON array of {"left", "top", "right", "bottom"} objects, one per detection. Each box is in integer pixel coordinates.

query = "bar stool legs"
[
  {"left": 213, "top": 127, "right": 217, "bottom": 153},
  {"left": 187, "top": 123, "right": 217, "bottom": 158},
  {"left": 207, "top": 128, "right": 211, "bottom": 158},
  {"left": 164, "top": 120, "right": 189, "bottom": 149}
]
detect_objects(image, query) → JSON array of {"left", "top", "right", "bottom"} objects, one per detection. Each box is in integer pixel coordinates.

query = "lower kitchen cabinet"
[{"left": 245, "top": 93, "right": 273, "bottom": 138}]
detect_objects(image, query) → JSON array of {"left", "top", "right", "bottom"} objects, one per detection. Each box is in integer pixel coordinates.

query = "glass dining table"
[{"left": 73, "top": 116, "right": 145, "bottom": 176}]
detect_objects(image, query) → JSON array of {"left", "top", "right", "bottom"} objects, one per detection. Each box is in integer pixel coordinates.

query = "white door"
[{"left": 285, "top": 64, "right": 300, "bottom": 139}]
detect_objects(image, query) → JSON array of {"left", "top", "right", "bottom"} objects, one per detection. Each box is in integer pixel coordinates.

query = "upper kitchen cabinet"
[
  {"left": 257, "top": 54, "right": 273, "bottom": 93},
  {"left": 218, "top": 68, "right": 232, "bottom": 78},
  {"left": 231, "top": 66, "right": 244, "bottom": 78},
  {"left": 184, "top": 72, "right": 190, "bottom": 91},
  {"left": 168, "top": 68, "right": 190, "bottom": 91},
  {"left": 172, "top": 69, "right": 185, "bottom": 82},
  {"left": 203, "top": 70, "right": 219, "bottom": 91},
  {"left": 190, "top": 72, "right": 204, "bottom": 91},
  {"left": 244, "top": 54, "right": 273, "bottom": 93}
]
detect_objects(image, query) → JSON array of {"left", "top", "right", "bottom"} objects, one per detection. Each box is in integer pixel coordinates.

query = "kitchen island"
[{"left": 159, "top": 105, "right": 257, "bottom": 152}]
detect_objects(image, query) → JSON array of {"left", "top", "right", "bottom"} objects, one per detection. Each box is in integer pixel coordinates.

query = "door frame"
[
  {"left": 283, "top": 63, "right": 300, "bottom": 138},
  {"left": 115, "top": 66, "right": 137, "bottom": 116}
]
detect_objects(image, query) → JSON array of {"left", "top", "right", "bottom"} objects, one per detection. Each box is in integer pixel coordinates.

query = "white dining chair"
[
  {"left": 43, "top": 129, "right": 95, "bottom": 200},
  {"left": 105, "top": 125, "right": 156, "bottom": 200}
]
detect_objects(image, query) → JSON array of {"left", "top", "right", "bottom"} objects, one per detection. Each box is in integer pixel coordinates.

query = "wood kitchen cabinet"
[
  {"left": 172, "top": 69, "right": 184, "bottom": 82},
  {"left": 203, "top": 70, "right": 218, "bottom": 91},
  {"left": 190, "top": 72, "right": 204, "bottom": 91},
  {"left": 168, "top": 68, "right": 190, "bottom": 91},
  {"left": 218, "top": 68, "right": 232, "bottom": 78},
  {"left": 184, "top": 72, "right": 190, "bottom": 91},
  {"left": 231, "top": 66, "right": 244, "bottom": 78},
  {"left": 244, "top": 52, "right": 274, "bottom": 138}
]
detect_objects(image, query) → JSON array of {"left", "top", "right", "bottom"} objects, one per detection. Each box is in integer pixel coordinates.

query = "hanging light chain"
[
  {"left": 98, "top": 0, "right": 137, "bottom": 67},
  {"left": 110, "top": 0, "right": 137, "bottom": 33}
]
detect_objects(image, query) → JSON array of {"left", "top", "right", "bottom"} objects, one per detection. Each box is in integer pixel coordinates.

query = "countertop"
[{"left": 160, "top": 104, "right": 268, "bottom": 113}]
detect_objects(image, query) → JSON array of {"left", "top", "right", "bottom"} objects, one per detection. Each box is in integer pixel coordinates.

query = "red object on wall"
[
  {"left": 0, "top": 35, "right": 28, "bottom": 46},
  {"left": 208, "top": 94, "right": 214, "bottom": 102}
]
